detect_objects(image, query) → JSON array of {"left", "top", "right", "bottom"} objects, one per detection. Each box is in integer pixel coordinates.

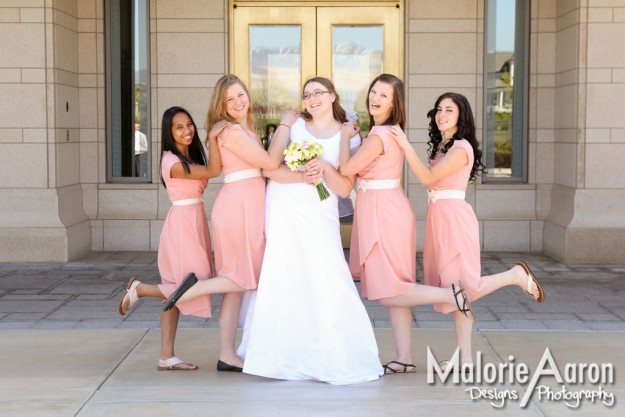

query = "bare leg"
[
  {"left": 158, "top": 307, "right": 196, "bottom": 369},
  {"left": 136, "top": 282, "right": 165, "bottom": 299},
  {"left": 218, "top": 292, "right": 244, "bottom": 368},
  {"left": 471, "top": 264, "right": 539, "bottom": 302},
  {"left": 380, "top": 284, "right": 456, "bottom": 308},
  {"left": 119, "top": 281, "right": 164, "bottom": 315},
  {"left": 176, "top": 276, "right": 246, "bottom": 304},
  {"left": 453, "top": 310, "right": 474, "bottom": 365},
  {"left": 381, "top": 305, "right": 414, "bottom": 369},
  {"left": 160, "top": 307, "right": 179, "bottom": 360}
]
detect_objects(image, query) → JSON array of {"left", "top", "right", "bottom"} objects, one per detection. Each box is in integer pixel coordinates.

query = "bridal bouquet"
[{"left": 284, "top": 140, "right": 330, "bottom": 201}]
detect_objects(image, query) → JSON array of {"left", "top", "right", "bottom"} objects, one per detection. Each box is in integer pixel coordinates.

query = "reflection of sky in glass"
[
  {"left": 250, "top": 26, "right": 301, "bottom": 120},
  {"left": 491, "top": 0, "right": 516, "bottom": 52},
  {"left": 133, "top": 0, "right": 148, "bottom": 138},
  {"left": 333, "top": 27, "right": 383, "bottom": 50},
  {"left": 251, "top": 26, "right": 300, "bottom": 49},
  {"left": 332, "top": 26, "right": 383, "bottom": 115},
  {"left": 133, "top": 0, "right": 148, "bottom": 82}
]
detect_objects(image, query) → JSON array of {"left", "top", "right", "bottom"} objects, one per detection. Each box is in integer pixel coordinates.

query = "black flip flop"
[
  {"left": 162, "top": 272, "right": 198, "bottom": 311},
  {"left": 452, "top": 282, "right": 476, "bottom": 323},
  {"left": 383, "top": 360, "right": 416, "bottom": 374}
]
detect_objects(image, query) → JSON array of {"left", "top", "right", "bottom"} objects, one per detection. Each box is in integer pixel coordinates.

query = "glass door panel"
[
  {"left": 317, "top": 6, "right": 401, "bottom": 135},
  {"left": 249, "top": 25, "right": 302, "bottom": 137},
  {"left": 316, "top": 6, "right": 402, "bottom": 245},
  {"left": 331, "top": 25, "right": 384, "bottom": 134},
  {"left": 231, "top": 6, "right": 315, "bottom": 138},
  {"left": 231, "top": 2, "right": 403, "bottom": 247}
]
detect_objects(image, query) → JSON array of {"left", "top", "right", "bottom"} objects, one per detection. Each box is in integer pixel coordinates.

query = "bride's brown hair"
[{"left": 300, "top": 77, "right": 347, "bottom": 123}]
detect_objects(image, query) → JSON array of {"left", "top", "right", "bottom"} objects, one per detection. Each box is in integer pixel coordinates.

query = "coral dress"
[
  {"left": 423, "top": 139, "right": 481, "bottom": 314},
  {"left": 158, "top": 151, "right": 213, "bottom": 317},
  {"left": 211, "top": 124, "right": 265, "bottom": 290},
  {"left": 237, "top": 118, "right": 383, "bottom": 385},
  {"left": 350, "top": 125, "right": 417, "bottom": 299}
]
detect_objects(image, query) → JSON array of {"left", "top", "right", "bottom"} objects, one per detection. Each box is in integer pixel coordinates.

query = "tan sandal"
[
  {"left": 518, "top": 261, "right": 545, "bottom": 303},
  {"left": 439, "top": 360, "right": 474, "bottom": 374},
  {"left": 117, "top": 277, "right": 141, "bottom": 316},
  {"left": 157, "top": 356, "right": 198, "bottom": 371}
]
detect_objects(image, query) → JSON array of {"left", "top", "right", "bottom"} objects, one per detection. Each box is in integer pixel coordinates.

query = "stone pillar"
[
  {"left": 0, "top": 1, "right": 90, "bottom": 261},
  {"left": 544, "top": 1, "right": 625, "bottom": 263}
]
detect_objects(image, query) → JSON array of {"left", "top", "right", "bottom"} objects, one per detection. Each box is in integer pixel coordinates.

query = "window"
[
  {"left": 484, "top": 0, "right": 529, "bottom": 181},
  {"left": 106, "top": 0, "right": 150, "bottom": 181}
]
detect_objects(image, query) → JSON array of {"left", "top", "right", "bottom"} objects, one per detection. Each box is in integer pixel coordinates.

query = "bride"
[{"left": 237, "top": 77, "right": 383, "bottom": 385}]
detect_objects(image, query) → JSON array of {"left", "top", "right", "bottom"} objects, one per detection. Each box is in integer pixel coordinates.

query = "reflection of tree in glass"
[
  {"left": 491, "top": 55, "right": 514, "bottom": 169},
  {"left": 251, "top": 84, "right": 298, "bottom": 136},
  {"left": 134, "top": 83, "right": 148, "bottom": 130}
]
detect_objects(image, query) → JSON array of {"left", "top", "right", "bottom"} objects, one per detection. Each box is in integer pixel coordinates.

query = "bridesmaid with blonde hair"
[{"left": 162, "top": 74, "right": 296, "bottom": 371}]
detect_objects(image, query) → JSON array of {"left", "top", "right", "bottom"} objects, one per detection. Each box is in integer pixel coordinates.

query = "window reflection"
[
  {"left": 250, "top": 26, "right": 301, "bottom": 138},
  {"left": 485, "top": 0, "right": 527, "bottom": 180},
  {"left": 331, "top": 26, "right": 384, "bottom": 224},
  {"left": 107, "top": 0, "right": 150, "bottom": 180},
  {"left": 133, "top": 0, "right": 149, "bottom": 178},
  {"left": 332, "top": 26, "right": 384, "bottom": 136}
]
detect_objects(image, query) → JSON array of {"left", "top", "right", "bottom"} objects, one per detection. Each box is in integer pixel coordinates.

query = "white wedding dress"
[{"left": 237, "top": 118, "right": 383, "bottom": 385}]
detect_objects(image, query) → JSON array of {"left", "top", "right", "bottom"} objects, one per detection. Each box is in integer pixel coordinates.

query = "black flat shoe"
[
  {"left": 162, "top": 272, "right": 198, "bottom": 311},
  {"left": 217, "top": 360, "right": 243, "bottom": 372}
]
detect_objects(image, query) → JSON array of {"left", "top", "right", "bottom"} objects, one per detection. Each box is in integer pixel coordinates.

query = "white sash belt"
[
  {"left": 224, "top": 168, "right": 262, "bottom": 183},
  {"left": 357, "top": 178, "right": 401, "bottom": 193},
  {"left": 172, "top": 198, "right": 203, "bottom": 206},
  {"left": 428, "top": 189, "right": 465, "bottom": 204}
]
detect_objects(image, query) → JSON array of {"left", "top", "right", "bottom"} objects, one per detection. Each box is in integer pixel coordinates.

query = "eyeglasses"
[{"left": 302, "top": 90, "right": 330, "bottom": 101}]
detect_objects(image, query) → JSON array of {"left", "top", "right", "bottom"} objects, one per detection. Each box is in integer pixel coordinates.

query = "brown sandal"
[
  {"left": 518, "top": 261, "right": 545, "bottom": 303},
  {"left": 117, "top": 277, "right": 140, "bottom": 316}
]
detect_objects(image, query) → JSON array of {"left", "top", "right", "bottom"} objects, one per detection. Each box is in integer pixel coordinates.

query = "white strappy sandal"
[
  {"left": 117, "top": 277, "right": 141, "bottom": 316},
  {"left": 157, "top": 356, "right": 198, "bottom": 371}
]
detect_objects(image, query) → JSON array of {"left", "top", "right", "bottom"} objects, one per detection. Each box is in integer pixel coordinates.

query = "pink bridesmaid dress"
[
  {"left": 211, "top": 124, "right": 265, "bottom": 290},
  {"left": 350, "top": 125, "right": 417, "bottom": 299},
  {"left": 423, "top": 139, "right": 481, "bottom": 314},
  {"left": 158, "top": 151, "right": 213, "bottom": 317}
]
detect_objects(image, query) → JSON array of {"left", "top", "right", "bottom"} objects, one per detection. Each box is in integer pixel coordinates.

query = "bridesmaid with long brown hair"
[
  {"left": 339, "top": 74, "right": 474, "bottom": 374},
  {"left": 391, "top": 92, "right": 545, "bottom": 372}
]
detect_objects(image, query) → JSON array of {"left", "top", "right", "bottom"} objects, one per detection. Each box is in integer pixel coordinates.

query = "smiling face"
[
  {"left": 302, "top": 81, "right": 335, "bottom": 117},
  {"left": 368, "top": 81, "right": 394, "bottom": 125},
  {"left": 435, "top": 97, "right": 459, "bottom": 139},
  {"left": 225, "top": 82, "right": 250, "bottom": 122},
  {"left": 171, "top": 112, "right": 195, "bottom": 153}
]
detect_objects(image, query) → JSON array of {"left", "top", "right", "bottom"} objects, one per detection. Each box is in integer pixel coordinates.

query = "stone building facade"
[{"left": 1, "top": 0, "right": 624, "bottom": 263}]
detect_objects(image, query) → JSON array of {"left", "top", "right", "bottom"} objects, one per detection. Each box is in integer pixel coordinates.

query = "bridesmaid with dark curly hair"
[
  {"left": 339, "top": 75, "right": 475, "bottom": 375},
  {"left": 391, "top": 92, "right": 545, "bottom": 372}
]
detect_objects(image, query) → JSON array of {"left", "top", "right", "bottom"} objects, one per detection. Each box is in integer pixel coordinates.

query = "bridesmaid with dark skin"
[{"left": 118, "top": 106, "right": 223, "bottom": 370}]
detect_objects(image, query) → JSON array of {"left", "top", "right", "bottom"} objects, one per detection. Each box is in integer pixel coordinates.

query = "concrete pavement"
[{"left": 0, "top": 251, "right": 624, "bottom": 416}]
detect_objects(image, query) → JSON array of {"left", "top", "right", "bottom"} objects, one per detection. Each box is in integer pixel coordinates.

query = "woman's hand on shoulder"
[
  {"left": 208, "top": 120, "right": 232, "bottom": 142},
  {"left": 341, "top": 121, "right": 360, "bottom": 141},
  {"left": 389, "top": 125, "right": 410, "bottom": 148},
  {"left": 279, "top": 110, "right": 300, "bottom": 129}
]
